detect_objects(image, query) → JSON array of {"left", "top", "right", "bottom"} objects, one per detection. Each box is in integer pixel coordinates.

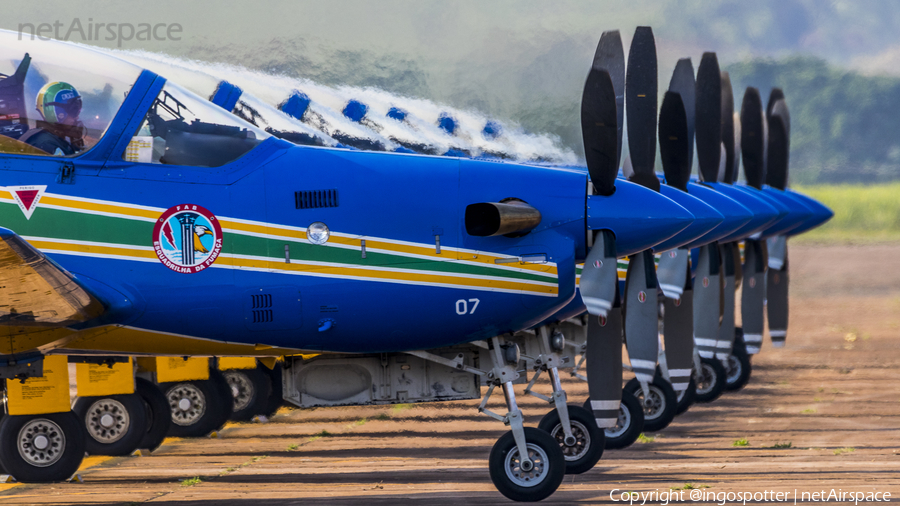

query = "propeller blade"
[
  {"left": 580, "top": 230, "right": 618, "bottom": 317},
  {"left": 695, "top": 53, "right": 722, "bottom": 182},
  {"left": 740, "top": 87, "right": 765, "bottom": 189},
  {"left": 659, "top": 91, "right": 690, "bottom": 191},
  {"left": 668, "top": 58, "right": 696, "bottom": 170},
  {"left": 623, "top": 249, "right": 659, "bottom": 383},
  {"left": 766, "top": 88, "right": 786, "bottom": 119},
  {"left": 716, "top": 243, "right": 737, "bottom": 359},
  {"left": 625, "top": 26, "right": 659, "bottom": 190},
  {"left": 740, "top": 239, "right": 766, "bottom": 354},
  {"left": 581, "top": 68, "right": 619, "bottom": 196},
  {"left": 692, "top": 243, "right": 721, "bottom": 358},
  {"left": 592, "top": 30, "right": 626, "bottom": 168},
  {"left": 721, "top": 72, "right": 735, "bottom": 184},
  {"left": 766, "top": 238, "right": 789, "bottom": 348},
  {"left": 663, "top": 259, "right": 694, "bottom": 394},
  {"left": 766, "top": 101, "right": 790, "bottom": 190},
  {"left": 733, "top": 111, "right": 742, "bottom": 183},
  {"left": 657, "top": 248, "right": 690, "bottom": 300},
  {"left": 586, "top": 302, "right": 624, "bottom": 428}
]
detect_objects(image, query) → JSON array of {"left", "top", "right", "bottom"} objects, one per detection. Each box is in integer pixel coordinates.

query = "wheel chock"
[
  {"left": 252, "top": 415, "right": 269, "bottom": 424},
  {"left": 0, "top": 474, "right": 16, "bottom": 484},
  {"left": 207, "top": 431, "right": 219, "bottom": 438},
  {"left": 67, "top": 473, "right": 84, "bottom": 483}
]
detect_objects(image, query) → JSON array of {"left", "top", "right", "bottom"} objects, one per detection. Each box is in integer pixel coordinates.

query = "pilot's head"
[{"left": 36, "top": 81, "right": 82, "bottom": 126}]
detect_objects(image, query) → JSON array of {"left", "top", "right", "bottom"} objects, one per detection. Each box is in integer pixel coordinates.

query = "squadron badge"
[{"left": 153, "top": 204, "right": 223, "bottom": 273}]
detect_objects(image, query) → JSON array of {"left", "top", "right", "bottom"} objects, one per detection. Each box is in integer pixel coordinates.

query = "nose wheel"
[
  {"left": 694, "top": 357, "right": 727, "bottom": 403},
  {"left": 624, "top": 376, "right": 677, "bottom": 432},
  {"left": 537, "top": 404, "right": 604, "bottom": 474},
  {"left": 489, "top": 427, "right": 565, "bottom": 502}
]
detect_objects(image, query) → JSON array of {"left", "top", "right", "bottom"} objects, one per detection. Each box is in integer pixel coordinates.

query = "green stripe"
[{"left": 2, "top": 203, "right": 554, "bottom": 284}]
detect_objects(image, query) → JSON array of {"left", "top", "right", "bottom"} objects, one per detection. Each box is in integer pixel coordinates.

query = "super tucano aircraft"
[{"left": 0, "top": 30, "right": 702, "bottom": 500}]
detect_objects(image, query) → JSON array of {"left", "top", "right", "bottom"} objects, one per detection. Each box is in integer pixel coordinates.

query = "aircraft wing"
[{"left": 0, "top": 227, "right": 105, "bottom": 327}]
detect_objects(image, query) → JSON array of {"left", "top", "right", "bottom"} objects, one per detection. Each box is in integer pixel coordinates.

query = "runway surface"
[{"left": 1, "top": 244, "right": 898, "bottom": 504}]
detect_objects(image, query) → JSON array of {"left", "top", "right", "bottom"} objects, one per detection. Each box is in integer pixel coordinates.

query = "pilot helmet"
[{"left": 36, "top": 81, "right": 83, "bottom": 124}]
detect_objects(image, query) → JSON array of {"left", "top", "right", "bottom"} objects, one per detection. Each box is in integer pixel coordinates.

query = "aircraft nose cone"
[
  {"left": 784, "top": 189, "right": 834, "bottom": 236},
  {"left": 654, "top": 185, "right": 724, "bottom": 251},
  {"left": 587, "top": 179, "right": 695, "bottom": 258},
  {"left": 757, "top": 186, "right": 815, "bottom": 238},
  {"left": 706, "top": 182, "right": 780, "bottom": 242},
  {"left": 682, "top": 182, "right": 753, "bottom": 247}
]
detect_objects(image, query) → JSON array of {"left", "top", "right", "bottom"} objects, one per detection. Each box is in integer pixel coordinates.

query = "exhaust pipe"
[{"left": 465, "top": 199, "right": 542, "bottom": 237}]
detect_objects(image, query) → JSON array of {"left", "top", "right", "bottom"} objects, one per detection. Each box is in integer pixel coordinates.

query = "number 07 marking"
[{"left": 455, "top": 298, "right": 480, "bottom": 315}]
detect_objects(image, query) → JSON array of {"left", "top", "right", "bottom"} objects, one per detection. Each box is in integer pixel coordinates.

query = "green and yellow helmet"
[{"left": 36, "top": 81, "right": 82, "bottom": 124}]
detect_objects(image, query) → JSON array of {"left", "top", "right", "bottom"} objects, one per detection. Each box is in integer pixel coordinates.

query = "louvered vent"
[
  {"left": 251, "top": 293, "right": 273, "bottom": 323},
  {"left": 295, "top": 189, "right": 339, "bottom": 209}
]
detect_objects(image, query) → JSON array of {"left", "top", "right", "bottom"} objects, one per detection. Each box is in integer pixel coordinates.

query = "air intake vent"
[
  {"left": 252, "top": 309, "right": 273, "bottom": 323},
  {"left": 295, "top": 189, "right": 339, "bottom": 209},
  {"left": 251, "top": 294, "right": 272, "bottom": 309}
]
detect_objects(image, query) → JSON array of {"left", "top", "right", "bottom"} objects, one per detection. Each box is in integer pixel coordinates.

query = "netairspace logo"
[{"left": 18, "top": 18, "right": 182, "bottom": 47}]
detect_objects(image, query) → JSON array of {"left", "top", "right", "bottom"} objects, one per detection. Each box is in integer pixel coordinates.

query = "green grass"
[
  {"left": 771, "top": 442, "right": 793, "bottom": 449},
  {"left": 180, "top": 477, "right": 202, "bottom": 487},
  {"left": 834, "top": 447, "right": 856, "bottom": 455},
  {"left": 801, "top": 408, "right": 818, "bottom": 414},
  {"left": 791, "top": 183, "right": 900, "bottom": 244},
  {"left": 636, "top": 433, "right": 655, "bottom": 443},
  {"left": 671, "top": 483, "right": 711, "bottom": 490},
  {"left": 732, "top": 438, "right": 750, "bottom": 447}
]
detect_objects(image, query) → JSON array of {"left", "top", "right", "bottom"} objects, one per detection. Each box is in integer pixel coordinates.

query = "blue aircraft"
[{"left": 0, "top": 30, "right": 703, "bottom": 501}]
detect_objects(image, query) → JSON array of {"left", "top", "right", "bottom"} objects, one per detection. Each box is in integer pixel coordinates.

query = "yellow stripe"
[
  {"left": 34, "top": 240, "right": 557, "bottom": 295},
  {"left": 25, "top": 193, "right": 558, "bottom": 277}
]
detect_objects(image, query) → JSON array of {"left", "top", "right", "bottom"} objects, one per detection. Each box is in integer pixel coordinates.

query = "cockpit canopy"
[{"left": 0, "top": 30, "right": 269, "bottom": 166}]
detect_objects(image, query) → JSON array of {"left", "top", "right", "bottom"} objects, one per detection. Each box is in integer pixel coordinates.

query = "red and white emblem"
[
  {"left": 152, "top": 204, "right": 223, "bottom": 274},
  {"left": 668, "top": 251, "right": 677, "bottom": 258},
  {"left": 702, "top": 277, "right": 709, "bottom": 288},
  {"left": 593, "top": 259, "right": 602, "bottom": 268},
  {"left": 674, "top": 297, "right": 682, "bottom": 307},
  {"left": 773, "top": 273, "right": 780, "bottom": 283},
  {"left": 6, "top": 185, "right": 47, "bottom": 220},
  {"left": 749, "top": 277, "right": 756, "bottom": 288},
  {"left": 598, "top": 315, "right": 607, "bottom": 327},
  {"left": 638, "top": 291, "right": 646, "bottom": 303}
]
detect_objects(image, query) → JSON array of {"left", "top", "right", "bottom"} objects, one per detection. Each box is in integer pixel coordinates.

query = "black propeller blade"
[
  {"left": 659, "top": 91, "right": 690, "bottom": 191},
  {"left": 625, "top": 26, "right": 659, "bottom": 191},
  {"left": 668, "top": 59, "right": 696, "bottom": 171},
  {"left": 766, "top": 100, "right": 790, "bottom": 190},
  {"left": 740, "top": 87, "right": 765, "bottom": 190},
  {"left": 695, "top": 53, "right": 721, "bottom": 182},
  {"left": 581, "top": 68, "right": 618, "bottom": 196},
  {"left": 721, "top": 71, "right": 735, "bottom": 184},
  {"left": 592, "top": 30, "right": 626, "bottom": 168}
]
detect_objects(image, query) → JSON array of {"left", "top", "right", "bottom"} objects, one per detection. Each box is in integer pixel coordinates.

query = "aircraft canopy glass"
[{"left": 0, "top": 30, "right": 142, "bottom": 157}]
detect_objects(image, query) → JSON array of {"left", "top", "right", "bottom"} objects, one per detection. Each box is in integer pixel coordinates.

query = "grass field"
[{"left": 790, "top": 183, "right": 900, "bottom": 244}]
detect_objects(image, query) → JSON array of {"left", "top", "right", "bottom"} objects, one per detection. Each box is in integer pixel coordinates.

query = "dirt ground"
[{"left": 1, "top": 243, "right": 898, "bottom": 505}]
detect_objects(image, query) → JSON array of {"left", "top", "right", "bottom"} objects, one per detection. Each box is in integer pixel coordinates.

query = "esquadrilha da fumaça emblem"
[{"left": 153, "top": 204, "right": 223, "bottom": 273}]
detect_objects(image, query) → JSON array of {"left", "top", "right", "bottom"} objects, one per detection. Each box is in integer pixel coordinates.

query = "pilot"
[{"left": 20, "top": 81, "right": 86, "bottom": 156}]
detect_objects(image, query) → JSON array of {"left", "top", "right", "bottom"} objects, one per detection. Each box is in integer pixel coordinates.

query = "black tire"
[
  {"left": 136, "top": 378, "right": 171, "bottom": 452},
  {"left": 488, "top": 427, "right": 566, "bottom": 502},
  {"left": 624, "top": 376, "right": 677, "bottom": 432},
  {"left": 223, "top": 365, "right": 271, "bottom": 422},
  {"left": 537, "top": 405, "right": 604, "bottom": 474},
  {"left": 161, "top": 378, "right": 224, "bottom": 438},
  {"left": 675, "top": 378, "right": 697, "bottom": 415},
  {"left": 694, "top": 357, "right": 727, "bottom": 403},
  {"left": 0, "top": 411, "right": 85, "bottom": 482},
  {"left": 73, "top": 393, "right": 148, "bottom": 456},
  {"left": 262, "top": 362, "right": 284, "bottom": 418},
  {"left": 585, "top": 393, "right": 644, "bottom": 450},
  {"left": 724, "top": 344, "right": 752, "bottom": 392},
  {"left": 208, "top": 368, "right": 234, "bottom": 430}
]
